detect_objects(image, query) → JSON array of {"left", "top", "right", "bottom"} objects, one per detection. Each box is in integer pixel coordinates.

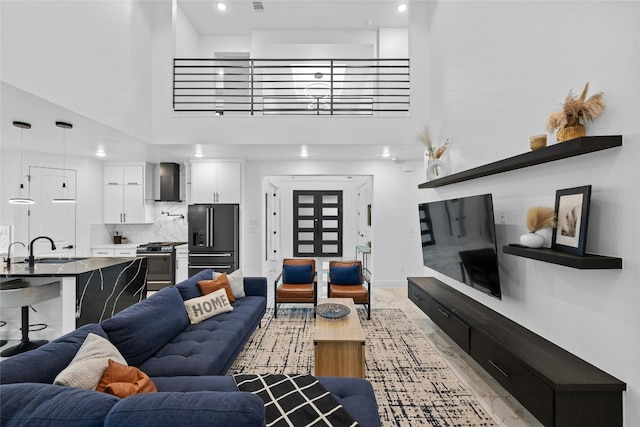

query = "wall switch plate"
[{"left": 497, "top": 209, "right": 507, "bottom": 224}]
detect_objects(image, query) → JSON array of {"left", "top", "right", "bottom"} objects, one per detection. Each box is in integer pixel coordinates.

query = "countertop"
[{"left": 1, "top": 257, "right": 142, "bottom": 278}]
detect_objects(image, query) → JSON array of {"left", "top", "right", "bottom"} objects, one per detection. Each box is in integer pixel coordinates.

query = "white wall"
[
  {"left": 0, "top": 1, "right": 154, "bottom": 142},
  {"left": 0, "top": 149, "right": 104, "bottom": 258},
  {"left": 425, "top": 1, "right": 640, "bottom": 425},
  {"left": 379, "top": 28, "right": 408, "bottom": 58},
  {"left": 175, "top": 2, "right": 200, "bottom": 57},
  {"left": 242, "top": 159, "right": 425, "bottom": 287}
]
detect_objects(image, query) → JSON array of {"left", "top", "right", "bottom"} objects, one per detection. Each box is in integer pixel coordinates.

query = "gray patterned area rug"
[{"left": 229, "top": 308, "right": 497, "bottom": 427}]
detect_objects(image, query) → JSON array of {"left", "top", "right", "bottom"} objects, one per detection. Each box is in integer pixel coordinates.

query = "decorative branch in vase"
[
  {"left": 420, "top": 127, "right": 450, "bottom": 180},
  {"left": 546, "top": 82, "right": 605, "bottom": 142}
]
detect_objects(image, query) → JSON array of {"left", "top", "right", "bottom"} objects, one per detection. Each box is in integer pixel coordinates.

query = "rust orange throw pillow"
[
  {"left": 198, "top": 273, "right": 235, "bottom": 303},
  {"left": 96, "top": 359, "right": 157, "bottom": 398}
]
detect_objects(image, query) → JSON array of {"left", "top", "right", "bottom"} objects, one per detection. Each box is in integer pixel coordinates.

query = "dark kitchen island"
[{"left": 1, "top": 257, "right": 147, "bottom": 343}]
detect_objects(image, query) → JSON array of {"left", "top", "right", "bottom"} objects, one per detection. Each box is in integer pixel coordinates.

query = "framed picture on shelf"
[{"left": 551, "top": 185, "right": 592, "bottom": 256}]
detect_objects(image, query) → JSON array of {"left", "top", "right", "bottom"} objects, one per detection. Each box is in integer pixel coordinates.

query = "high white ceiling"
[
  {"left": 178, "top": 0, "right": 408, "bottom": 36},
  {"left": 1, "top": 1, "right": 419, "bottom": 164}
]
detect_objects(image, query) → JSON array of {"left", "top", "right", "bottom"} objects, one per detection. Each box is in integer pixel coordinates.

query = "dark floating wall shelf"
[
  {"left": 503, "top": 245, "right": 622, "bottom": 269},
  {"left": 419, "top": 135, "right": 622, "bottom": 189}
]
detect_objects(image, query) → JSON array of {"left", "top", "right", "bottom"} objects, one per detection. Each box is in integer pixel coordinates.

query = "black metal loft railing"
[{"left": 173, "top": 58, "right": 410, "bottom": 116}]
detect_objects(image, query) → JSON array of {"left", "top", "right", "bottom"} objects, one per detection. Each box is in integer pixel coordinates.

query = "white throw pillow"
[
  {"left": 184, "top": 288, "right": 233, "bottom": 324},
  {"left": 54, "top": 333, "right": 127, "bottom": 390},
  {"left": 227, "top": 269, "right": 245, "bottom": 299}
]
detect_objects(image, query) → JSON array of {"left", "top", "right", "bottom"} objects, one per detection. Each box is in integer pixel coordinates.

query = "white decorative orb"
[{"left": 520, "top": 232, "right": 545, "bottom": 248}]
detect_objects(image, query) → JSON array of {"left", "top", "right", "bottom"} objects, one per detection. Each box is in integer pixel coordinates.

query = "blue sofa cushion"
[
  {"left": 0, "top": 383, "right": 119, "bottom": 427},
  {"left": 101, "top": 286, "right": 189, "bottom": 366},
  {"left": 317, "top": 377, "right": 381, "bottom": 427},
  {"left": 104, "top": 391, "right": 266, "bottom": 427},
  {"left": 0, "top": 323, "right": 108, "bottom": 385},
  {"left": 151, "top": 375, "right": 240, "bottom": 392},
  {"left": 331, "top": 265, "right": 361, "bottom": 285},
  {"left": 152, "top": 376, "right": 380, "bottom": 427},
  {"left": 139, "top": 296, "right": 265, "bottom": 377},
  {"left": 175, "top": 268, "right": 214, "bottom": 300},
  {"left": 283, "top": 264, "right": 313, "bottom": 284}
]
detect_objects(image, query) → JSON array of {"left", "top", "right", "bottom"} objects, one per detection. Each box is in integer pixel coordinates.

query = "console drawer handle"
[
  {"left": 438, "top": 308, "right": 450, "bottom": 318},
  {"left": 489, "top": 359, "right": 510, "bottom": 378},
  {"left": 412, "top": 294, "right": 422, "bottom": 301}
]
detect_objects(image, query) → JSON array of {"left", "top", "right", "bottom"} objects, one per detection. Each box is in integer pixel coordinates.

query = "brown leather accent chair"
[
  {"left": 274, "top": 258, "right": 317, "bottom": 318},
  {"left": 328, "top": 260, "right": 371, "bottom": 319}
]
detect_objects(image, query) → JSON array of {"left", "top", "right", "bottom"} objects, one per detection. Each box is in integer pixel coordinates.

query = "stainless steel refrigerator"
[{"left": 188, "top": 203, "right": 239, "bottom": 276}]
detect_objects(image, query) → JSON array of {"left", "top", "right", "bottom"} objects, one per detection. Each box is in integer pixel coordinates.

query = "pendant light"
[
  {"left": 52, "top": 121, "right": 76, "bottom": 203},
  {"left": 8, "top": 121, "right": 35, "bottom": 205}
]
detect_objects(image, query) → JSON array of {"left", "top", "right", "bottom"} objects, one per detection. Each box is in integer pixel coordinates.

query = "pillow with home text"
[{"left": 184, "top": 288, "right": 233, "bottom": 324}]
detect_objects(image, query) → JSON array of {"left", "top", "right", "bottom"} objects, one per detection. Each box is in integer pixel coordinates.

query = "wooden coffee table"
[{"left": 314, "top": 298, "right": 366, "bottom": 378}]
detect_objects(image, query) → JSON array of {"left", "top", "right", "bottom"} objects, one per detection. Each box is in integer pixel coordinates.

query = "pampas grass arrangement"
[
  {"left": 526, "top": 206, "right": 556, "bottom": 233},
  {"left": 419, "top": 127, "right": 450, "bottom": 160},
  {"left": 546, "top": 82, "right": 605, "bottom": 132}
]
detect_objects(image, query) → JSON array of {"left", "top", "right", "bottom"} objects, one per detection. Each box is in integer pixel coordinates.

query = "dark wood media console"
[{"left": 408, "top": 277, "right": 626, "bottom": 427}]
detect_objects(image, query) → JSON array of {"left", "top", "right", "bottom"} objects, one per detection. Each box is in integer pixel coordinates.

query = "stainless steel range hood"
[{"left": 154, "top": 162, "right": 182, "bottom": 202}]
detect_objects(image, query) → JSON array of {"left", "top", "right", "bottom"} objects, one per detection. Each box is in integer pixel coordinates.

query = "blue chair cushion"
[
  {"left": 282, "top": 264, "right": 313, "bottom": 284},
  {"left": 0, "top": 383, "right": 118, "bottom": 427},
  {"left": 101, "top": 286, "right": 189, "bottom": 366},
  {"left": 331, "top": 265, "right": 361, "bottom": 285}
]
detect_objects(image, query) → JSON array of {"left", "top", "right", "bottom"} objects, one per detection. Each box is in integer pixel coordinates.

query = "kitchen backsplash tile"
[{"left": 91, "top": 203, "right": 187, "bottom": 245}]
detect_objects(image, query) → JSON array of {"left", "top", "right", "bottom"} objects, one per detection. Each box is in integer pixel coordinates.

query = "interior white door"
[{"left": 28, "top": 166, "right": 77, "bottom": 257}]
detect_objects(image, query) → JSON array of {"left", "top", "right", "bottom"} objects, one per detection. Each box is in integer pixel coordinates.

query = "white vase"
[
  {"left": 520, "top": 232, "right": 545, "bottom": 248},
  {"left": 426, "top": 159, "right": 449, "bottom": 181}
]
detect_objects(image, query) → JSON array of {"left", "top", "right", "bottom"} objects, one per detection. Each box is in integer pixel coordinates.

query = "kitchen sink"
[{"left": 16, "top": 257, "right": 88, "bottom": 265}]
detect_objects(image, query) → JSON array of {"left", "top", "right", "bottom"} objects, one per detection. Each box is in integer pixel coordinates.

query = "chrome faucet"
[
  {"left": 28, "top": 236, "right": 57, "bottom": 269},
  {"left": 4, "top": 241, "right": 26, "bottom": 269}
]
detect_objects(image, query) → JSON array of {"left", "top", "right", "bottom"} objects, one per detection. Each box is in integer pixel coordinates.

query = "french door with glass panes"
[{"left": 293, "top": 191, "right": 343, "bottom": 257}]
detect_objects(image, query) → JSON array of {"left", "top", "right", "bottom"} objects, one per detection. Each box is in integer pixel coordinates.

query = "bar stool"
[
  {"left": 0, "top": 321, "right": 7, "bottom": 347},
  {"left": 0, "top": 280, "right": 61, "bottom": 357}
]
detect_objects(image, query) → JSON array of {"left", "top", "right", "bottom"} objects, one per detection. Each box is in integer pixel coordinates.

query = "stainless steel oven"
[{"left": 136, "top": 242, "right": 186, "bottom": 290}]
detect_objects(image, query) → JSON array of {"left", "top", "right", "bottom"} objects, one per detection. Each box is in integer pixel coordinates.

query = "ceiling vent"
[{"left": 252, "top": 1, "right": 264, "bottom": 12}]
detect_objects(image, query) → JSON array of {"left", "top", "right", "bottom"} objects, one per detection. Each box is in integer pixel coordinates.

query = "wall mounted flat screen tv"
[{"left": 418, "top": 193, "right": 502, "bottom": 299}]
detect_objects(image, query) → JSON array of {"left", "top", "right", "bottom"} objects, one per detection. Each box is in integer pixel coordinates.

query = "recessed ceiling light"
[
  {"left": 382, "top": 147, "right": 391, "bottom": 158},
  {"left": 96, "top": 150, "right": 106, "bottom": 157},
  {"left": 300, "top": 146, "right": 309, "bottom": 158},
  {"left": 217, "top": 2, "right": 227, "bottom": 11},
  {"left": 194, "top": 152, "right": 204, "bottom": 158},
  {"left": 397, "top": 3, "right": 407, "bottom": 12}
]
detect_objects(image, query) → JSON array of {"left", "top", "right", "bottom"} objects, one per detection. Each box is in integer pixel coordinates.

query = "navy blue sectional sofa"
[{"left": 0, "top": 269, "right": 381, "bottom": 427}]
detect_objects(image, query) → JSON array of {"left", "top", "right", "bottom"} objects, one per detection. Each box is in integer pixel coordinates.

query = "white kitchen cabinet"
[
  {"left": 190, "top": 161, "right": 241, "bottom": 204},
  {"left": 104, "top": 164, "right": 150, "bottom": 224},
  {"left": 91, "top": 246, "right": 137, "bottom": 258},
  {"left": 114, "top": 247, "right": 137, "bottom": 257},
  {"left": 175, "top": 245, "right": 189, "bottom": 284},
  {"left": 104, "top": 165, "right": 143, "bottom": 186},
  {"left": 92, "top": 248, "right": 115, "bottom": 257}
]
